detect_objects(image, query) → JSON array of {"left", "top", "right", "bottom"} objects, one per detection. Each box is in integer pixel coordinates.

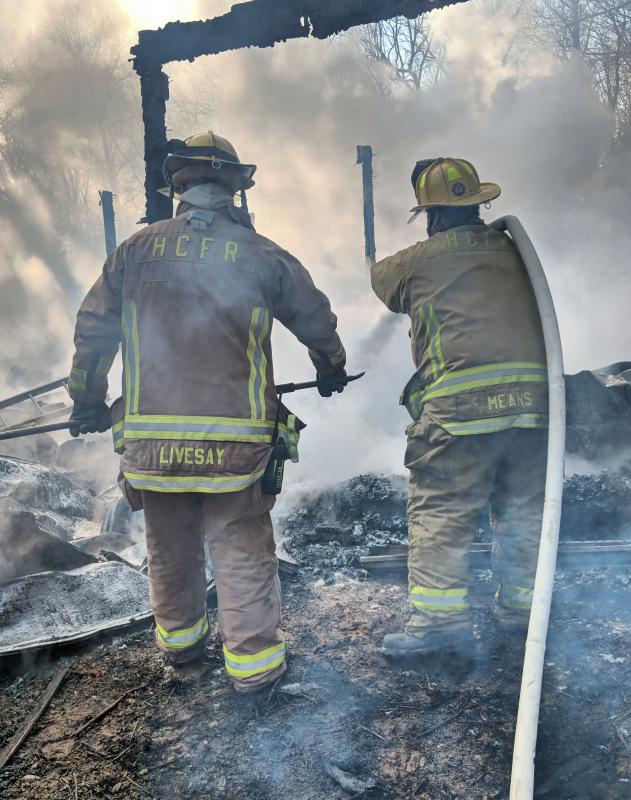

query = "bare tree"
[
  {"left": 534, "top": 0, "right": 631, "bottom": 145},
  {"left": 0, "top": 0, "right": 216, "bottom": 244},
  {"left": 359, "top": 15, "right": 445, "bottom": 93}
]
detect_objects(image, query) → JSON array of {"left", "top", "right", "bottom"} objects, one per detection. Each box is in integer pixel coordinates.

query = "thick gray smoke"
[{"left": 1, "top": 0, "right": 630, "bottom": 484}]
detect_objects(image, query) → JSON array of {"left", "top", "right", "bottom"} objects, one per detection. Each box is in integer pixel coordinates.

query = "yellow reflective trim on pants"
[
  {"left": 156, "top": 614, "right": 209, "bottom": 650},
  {"left": 497, "top": 584, "right": 533, "bottom": 611},
  {"left": 124, "top": 469, "right": 265, "bottom": 494},
  {"left": 409, "top": 585, "right": 470, "bottom": 613},
  {"left": 223, "top": 642, "right": 286, "bottom": 679}
]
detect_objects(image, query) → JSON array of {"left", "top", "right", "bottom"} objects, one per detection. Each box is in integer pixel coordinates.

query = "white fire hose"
[{"left": 490, "top": 216, "right": 566, "bottom": 799}]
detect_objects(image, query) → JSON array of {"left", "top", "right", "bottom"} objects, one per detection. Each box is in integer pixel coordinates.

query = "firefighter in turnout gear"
[
  {"left": 68, "top": 131, "right": 347, "bottom": 690},
  {"left": 371, "top": 158, "right": 548, "bottom": 658}
]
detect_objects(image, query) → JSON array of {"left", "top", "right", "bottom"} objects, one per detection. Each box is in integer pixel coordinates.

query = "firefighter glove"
[
  {"left": 69, "top": 401, "right": 111, "bottom": 438},
  {"left": 317, "top": 368, "right": 348, "bottom": 398}
]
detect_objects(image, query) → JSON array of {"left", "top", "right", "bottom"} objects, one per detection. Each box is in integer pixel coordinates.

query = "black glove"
[
  {"left": 317, "top": 368, "right": 348, "bottom": 398},
  {"left": 69, "top": 401, "right": 111, "bottom": 438}
]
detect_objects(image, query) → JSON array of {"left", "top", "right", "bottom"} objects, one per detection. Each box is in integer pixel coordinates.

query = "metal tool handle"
[
  {"left": 275, "top": 371, "right": 365, "bottom": 395},
  {"left": 0, "top": 421, "right": 72, "bottom": 442}
]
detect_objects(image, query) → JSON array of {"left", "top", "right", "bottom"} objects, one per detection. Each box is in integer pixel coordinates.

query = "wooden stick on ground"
[
  {"left": 0, "top": 664, "right": 72, "bottom": 771},
  {"left": 72, "top": 683, "right": 149, "bottom": 738}
]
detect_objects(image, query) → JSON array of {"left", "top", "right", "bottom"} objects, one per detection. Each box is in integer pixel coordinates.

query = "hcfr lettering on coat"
[{"left": 151, "top": 235, "right": 239, "bottom": 263}]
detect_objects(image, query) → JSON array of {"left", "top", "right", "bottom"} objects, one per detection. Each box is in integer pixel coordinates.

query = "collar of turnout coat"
[{"left": 174, "top": 183, "right": 254, "bottom": 230}]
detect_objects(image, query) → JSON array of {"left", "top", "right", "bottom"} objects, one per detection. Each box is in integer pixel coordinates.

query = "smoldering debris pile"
[
  {"left": 563, "top": 470, "right": 631, "bottom": 540},
  {"left": 0, "top": 455, "right": 103, "bottom": 583},
  {"left": 281, "top": 469, "right": 631, "bottom": 576},
  {"left": 280, "top": 475, "right": 408, "bottom": 579},
  {"left": 0, "top": 455, "right": 154, "bottom": 655}
]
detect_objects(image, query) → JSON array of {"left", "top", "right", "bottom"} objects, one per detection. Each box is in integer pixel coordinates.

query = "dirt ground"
[{"left": 2, "top": 567, "right": 631, "bottom": 800}]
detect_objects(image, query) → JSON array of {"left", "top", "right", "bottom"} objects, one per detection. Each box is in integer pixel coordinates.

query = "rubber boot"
[
  {"left": 159, "top": 634, "right": 208, "bottom": 667},
  {"left": 381, "top": 627, "right": 473, "bottom": 659}
]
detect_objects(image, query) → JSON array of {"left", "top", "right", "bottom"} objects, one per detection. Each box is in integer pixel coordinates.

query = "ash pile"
[
  {"left": 280, "top": 475, "right": 408, "bottom": 579},
  {"left": 280, "top": 467, "right": 631, "bottom": 578},
  {"left": 0, "top": 455, "right": 154, "bottom": 656}
]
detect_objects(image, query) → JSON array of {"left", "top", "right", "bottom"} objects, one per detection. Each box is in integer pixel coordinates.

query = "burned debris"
[{"left": 129, "top": 0, "right": 468, "bottom": 224}]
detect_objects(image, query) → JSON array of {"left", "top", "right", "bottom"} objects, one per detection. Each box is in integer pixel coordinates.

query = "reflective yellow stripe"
[
  {"left": 460, "top": 160, "right": 474, "bottom": 175},
  {"left": 247, "top": 307, "right": 270, "bottom": 420},
  {"left": 223, "top": 642, "right": 285, "bottom": 679},
  {"left": 258, "top": 311, "right": 270, "bottom": 420},
  {"left": 418, "top": 302, "right": 445, "bottom": 383},
  {"left": 497, "top": 584, "right": 533, "bottom": 611},
  {"left": 404, "top": 361, "right": 548, "bottom": 421},
  {"left": 421, "top": 361, "right": 547, "bottom": 403},
  {"left": 69, "top": 367, "right": 87, "bottom": 392},
  {"left": 121, "top": 414, "right": 286, "bottom": 444},
  {"left": 409, "top": 585, "right": 470, "bottom": 613},
  {"left": 156, "top": 614, "right": 209, "bottom": 650},
  {"left": 122, "top": 301, "right": 140, "bottom": 416},
  {"left": 124, "top": 469, "right": 265, "bottom": 494},
  {"left": 447, "top": 166, "right": 461, "bottom": 181},
  {"left": 122, "top": 300, "right": 140, "bottom": 414},
  {"left": 285, "top": 414, "right": 300, "bottom": 463},
  {"left": 442, "top": 413, "right": 548, "bottom": 435},
  {"left": 112, "top": 421, "right": 124, "bottom": 450},
  {"left": 129, "top": 301, "right": 140, "bottom": 414}
]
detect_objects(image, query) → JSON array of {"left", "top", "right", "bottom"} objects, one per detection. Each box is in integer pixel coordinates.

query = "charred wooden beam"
[{"left": 130, "top": 0, "right": 470, "bottom": 223}]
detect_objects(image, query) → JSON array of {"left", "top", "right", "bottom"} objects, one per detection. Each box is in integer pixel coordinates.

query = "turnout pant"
[
  {"left": 141, "top": 482, "right": 285, "bottom": 691},
  {"left": 404, "top": 416, "right": 547, "bottom": 636}
]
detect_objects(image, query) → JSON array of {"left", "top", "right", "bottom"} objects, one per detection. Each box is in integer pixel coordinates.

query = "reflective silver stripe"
[
  {"left": 443, "top": 413, "right": 547, "bottom": 434},
  {"left": 409, "top": 593, "right": 469, "bottom": 606},
  {"left": 124, "top": 421, "right": 271, "bottom": 436},
  {"left": 224, "top": 646, "right": 286, "bottom": 674},
  {"left": 421, "top": 365, "right": 547, "bottom": 401}
]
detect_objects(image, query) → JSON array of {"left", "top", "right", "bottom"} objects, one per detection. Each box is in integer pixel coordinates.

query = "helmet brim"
[
  {"left": 163, "top": 153, "right": 257, "bottom": 191},
  {"left": 407, "top": 182, "right": 501, "bottom": 224}
]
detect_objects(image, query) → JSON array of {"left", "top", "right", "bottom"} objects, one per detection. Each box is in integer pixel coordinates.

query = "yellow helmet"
[
  {"left": 408, "top": 157, "right": 500, "bottom": 223},
  {"left": 162, "top": 130, "right": 256, "bottom": 192}
]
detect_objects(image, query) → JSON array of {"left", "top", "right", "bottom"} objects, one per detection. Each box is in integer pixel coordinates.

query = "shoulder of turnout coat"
[
  {"left": 69, "top": 204, "right": 346, "bottom": 494},
  {"left": 370, "top": 223, "right": 548, "bottom": 436}
]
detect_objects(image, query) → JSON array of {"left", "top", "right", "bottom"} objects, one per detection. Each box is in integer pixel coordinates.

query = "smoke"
[{"left": 1, "top": 0, "right": 630, "bottom": 483}]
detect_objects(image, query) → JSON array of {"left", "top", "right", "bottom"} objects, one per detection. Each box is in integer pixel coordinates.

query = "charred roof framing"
[{"left": 130, "top": 0, "right": 467, "bottom": 223}]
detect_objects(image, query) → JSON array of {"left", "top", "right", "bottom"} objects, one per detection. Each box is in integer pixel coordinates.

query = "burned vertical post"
[
  {"left": 139, "top": 66, "right": 172, "bottom": 224},
  {"left": 99, "top": 191, "right": 117, "bottom": 255},
  {"left": 130, "top": 3, "right": 466, "bottom": 225},
  {"left": 356, "top": 145, "right": 376, "bottom": 266}
]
